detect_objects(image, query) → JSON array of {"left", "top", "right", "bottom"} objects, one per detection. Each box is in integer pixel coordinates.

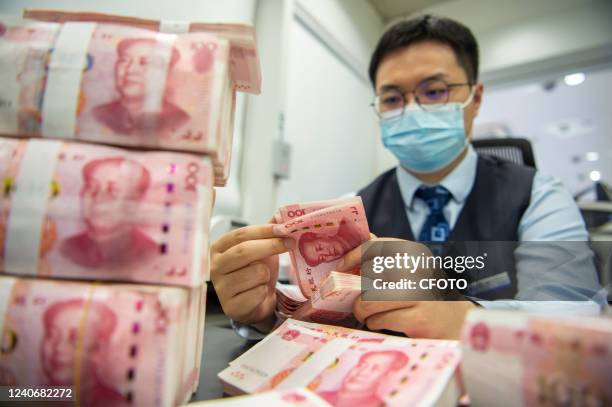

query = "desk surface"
[{"left": 192, "top": 300, "right": 256, "bottom": 402}]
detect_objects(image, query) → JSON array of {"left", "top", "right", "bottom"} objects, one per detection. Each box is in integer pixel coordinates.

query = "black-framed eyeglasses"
[{"left": 371, "top": 78, "right": 473, "bottom": 117}]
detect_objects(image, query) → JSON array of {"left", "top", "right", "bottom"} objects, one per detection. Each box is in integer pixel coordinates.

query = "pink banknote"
[
  {"left": 276, "top": 283, "right": 309, "bottom": 316},
  {"left": 23, "top": 9, "right": 261, "bottom": 94},
  {"left": 276, "top": 275, "right": 361, "bottom": 324},
  {"left": 219, "top": 319, "right": 462, "bottom": 407},
  {"left": 461, "top": 309, "right": 612, "bottom": 407},
  {"left": 222, "top": 319, "right": 335, "bottom": 394},
  {"left": 0, "top": 16, "right": 234, "bottom": 184},
  {"left": 0, "top": 275, "right": 198, "bottom": 407},
  {"left": 0, "top": 138, "right": 213, "bottom": 287},
  {"left": 273, "top": 197, "right": 370, "bottom": 299}
]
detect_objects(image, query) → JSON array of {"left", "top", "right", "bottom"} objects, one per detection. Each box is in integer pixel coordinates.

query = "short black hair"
[{"left": 368, "top": 14, "right": 479, "bottom": 87}]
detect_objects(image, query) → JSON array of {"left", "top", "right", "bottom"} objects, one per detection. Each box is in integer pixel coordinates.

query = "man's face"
[
  {"left": 300, "top": 235, "right": 345, "bottom": 266},
  {"left": 375, "top": 41, "right": 483, "bottom": 138},
  {"left": 41, "top": 306, "right": 82, "bottom": 385},
  {"left": 115, "top": 41, "right": 157, "bottom": 102},
  {"left": 341, "top": 353, "right": 397, "bottom": 393},
  {"left": 81, "top": 161, "right": 142, "bottom": 238}
]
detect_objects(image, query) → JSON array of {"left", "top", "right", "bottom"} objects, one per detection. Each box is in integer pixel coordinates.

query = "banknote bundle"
[
  {"left": 273, "top": 197, "right": 370, "bottom": 324},
  {"left": 461, "top": 309, "right": 612, "bottom": 407},
  {"left": 218, "top": 319, "right": 463, "bottom": 406},
  {"left": 0, "top": 9, "right": 262, "bottom": 407},
  {"left": 0, "top": 138, "right": 214, "bottom": 287},
  {"left": 23, "top": 9, "right": 261, "bottom": 95},
  {"left": 0, "top": 11, "right": 260, "bottom": 185},
  {"left": 0, "top": 275, "right": 206, "bottom": 406}
]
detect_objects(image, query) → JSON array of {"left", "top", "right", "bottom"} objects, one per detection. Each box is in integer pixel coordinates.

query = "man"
[
  {"left": 211, "top": 15, "right": 602, "bottom": 339},
  {"left": 93, "top": 38, "right": 190, "bottom": 135},
  {"left": 41, "top": 298, "right": 126, "bottom": 406},
  {"left": 60, "top": 156, "right": 158, "bottom": 269},
  {"left": 318, "top": 350, "right": 409, "bottom": 407}
]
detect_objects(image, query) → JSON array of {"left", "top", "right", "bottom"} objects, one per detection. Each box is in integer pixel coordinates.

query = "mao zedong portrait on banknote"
[
  {"left": 298, "top": 218, "right": 363, "bottom": 268},
  {"left": 317, "top": 350, "right": 409, "bottom": 407},
  {"left": 92, "top": 38, "right": 190, "bottom": 136},
  {"left": 59, "top": 156, "right": 158, "bottom": 269},
  {"left": 40, "top": 299, "right": 125, "bottom": 407}
]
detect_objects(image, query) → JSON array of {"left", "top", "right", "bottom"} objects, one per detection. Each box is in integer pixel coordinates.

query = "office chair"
[{"left": 472, "top": 137, "right": 537, "bottom": 169}]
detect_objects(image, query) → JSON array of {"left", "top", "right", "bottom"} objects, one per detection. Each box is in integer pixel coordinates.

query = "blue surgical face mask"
[{"left": 379, "top": 98, "right": 472, "bottom": 173}]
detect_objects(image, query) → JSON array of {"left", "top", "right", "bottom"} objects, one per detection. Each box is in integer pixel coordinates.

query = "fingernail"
[{"left": 283, "top": 238, "right": 295, "bottom": 249}]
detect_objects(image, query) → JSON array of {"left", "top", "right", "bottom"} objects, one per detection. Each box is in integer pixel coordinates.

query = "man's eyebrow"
[
  {"left": 422, "top": 73, "right": 449, "bottom": 82},
  {"left": 378, "top": 84, "right": 402, "bottom": 93},
  {"left": 378, "top": 73, "right": 450, "bottom": 93}
]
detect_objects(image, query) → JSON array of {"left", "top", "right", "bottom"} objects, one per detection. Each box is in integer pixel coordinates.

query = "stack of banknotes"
[
  {"left": 218, "top": 319, "right": 463, "bottom": 406},
  {"left": 0, "top": 9, "right": 261, "bottom": 406},
  {"left": 273, "top": 197, "right": 370, "bottom": 325},
  {"left": 461, "top": 308, "right": 612, "bottom": 407},
  {"left": 0, "top": 8, "right": 262, "bottom": 186},
  {"left": 0, "top": 275, "right": 207, "bottom": 405}
]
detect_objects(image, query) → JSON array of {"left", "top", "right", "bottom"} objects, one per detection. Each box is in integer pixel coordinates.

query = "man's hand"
[
  {"left": 336, "top": 235, "right": 476, "bottom": 339},
  {"left": 210, "top": 224, "right": 293, "bottom": 328},
  {"left": 353, "top": 299, "right": 476, "bottom": 339}
]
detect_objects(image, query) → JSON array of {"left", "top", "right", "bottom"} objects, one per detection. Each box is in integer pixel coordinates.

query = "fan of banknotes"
[
  {"left": 0, "top": 8, "right": 261, "bottom": 407},
  {"left": 272, "top": 197, "right": 370, "bottom": 326}
]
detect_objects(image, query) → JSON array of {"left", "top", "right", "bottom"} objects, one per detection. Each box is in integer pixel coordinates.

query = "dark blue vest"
[{"left": 357, "top": 155, "right": 536, "bottom": 299}]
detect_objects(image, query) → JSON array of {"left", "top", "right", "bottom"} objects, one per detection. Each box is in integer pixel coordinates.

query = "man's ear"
[{"left": 472, "top": 82, "right": 484, "bottom": 118}]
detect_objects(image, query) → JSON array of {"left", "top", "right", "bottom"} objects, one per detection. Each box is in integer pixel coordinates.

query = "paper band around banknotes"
[
  {"left": 142, "top": 32, "right": 175, "bottom": 114},
  {"left": 4, "top": 139, "right": 62, "bottom": 272},
  {"left": 73, "top": 282, "right": 97, "bottom": 406},
  {"left": 41, "top": 22, "right": 96, "bottom": 139}
]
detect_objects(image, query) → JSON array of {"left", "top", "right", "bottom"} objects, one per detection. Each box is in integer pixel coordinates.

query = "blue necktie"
[{"left": 415, "top": 185, "right": 452, "bottom": 242}]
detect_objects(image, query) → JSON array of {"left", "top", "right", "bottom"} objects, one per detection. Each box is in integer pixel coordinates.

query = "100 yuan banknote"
[{"left": 273, "top": 197, "right": 370, "bottom": 298}]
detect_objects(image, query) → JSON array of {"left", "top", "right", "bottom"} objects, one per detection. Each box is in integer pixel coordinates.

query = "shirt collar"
[{"left": 396, "top": 144, "right": 478, "bottom": 208}]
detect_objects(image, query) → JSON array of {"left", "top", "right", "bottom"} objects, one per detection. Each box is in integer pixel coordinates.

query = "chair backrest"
[{"left": 472, "top": 137, "right": 536, "bottom": 169}]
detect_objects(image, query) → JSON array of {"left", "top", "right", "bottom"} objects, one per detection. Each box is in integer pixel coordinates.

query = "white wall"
[
  {"left": 479, "top": 0, "right": 612, "bottom": 85},
  {"left": 296, "top": 0, "right": 382, "bottom": 70},
  {"left": 239, "top": 0, "right": 289, "bottom": 224},
  {"left": 241, "top": 0, "right": 389, "bottom": 223},
  {"left": 476, "top": 68, "right": 612, "bottom": 195},
  {"left": 275, "top": 19, "right": 378, "bottom": 205},
  {"left": 420, "top": 0, "right": 612, "bottom": 86}
]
